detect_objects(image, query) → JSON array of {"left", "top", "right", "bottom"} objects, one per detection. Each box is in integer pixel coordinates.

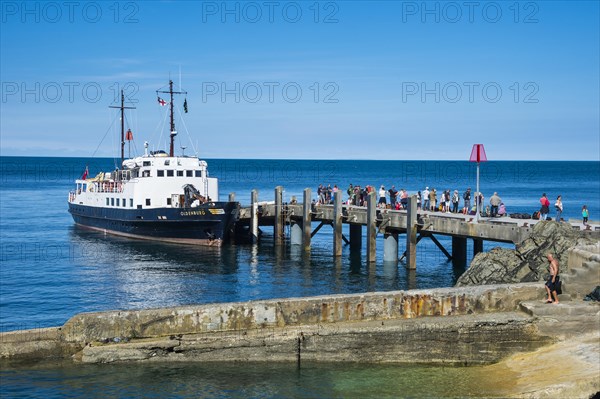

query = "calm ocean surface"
[{"left": 1, "top": 157, "right": 598, "bottom": 397}]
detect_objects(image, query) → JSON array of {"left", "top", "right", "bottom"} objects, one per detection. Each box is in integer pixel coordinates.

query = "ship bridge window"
[
  {"left": 167, "top": 170, "right": 174, "bottom": 177},
  {"left": 157, "top": 170, "right": 165, "bottom": 177},
  {"left": 116, "top": 198, "right": 120, "bottom": 207},
  {"left": 130, "top": 199, "right": 133, "bottom": 207},
  {"left": 143, "top": 161, "right": 151, "bottom": 167},
  {"left": 164, "top": 160, "right": 170, "bottom": 166},
  {"left": 106, "top": 198, "right": 109, "bottom": 206},
  {"left": 186, "top": 170, "right": 193, "bottom": 177},
  {"left": 177, "top": 170, "right": 184, "bottom": 177},
  {"left": 146, "top": 199, "right": 151, "bottom": 206},
  {"left": 167, "top": 198, "right": 172, "bottom": 205},
  {"left": 111, "top": 198, "right": 115, "bottom": 206},
  {"left": 195, "top": 170, "right": 201, "bottom": 177},
  {"left": 142, "top": 170, "right": 151, "bottom": 177}
]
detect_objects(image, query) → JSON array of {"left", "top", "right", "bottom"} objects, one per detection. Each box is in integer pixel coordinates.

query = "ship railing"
[
  {"left": 71, "top": 179, "right": 124, "bottom": 198},
  {"left": 94, "top": 181, "right": 124, "bottom": 193},
  {"left": 102, "top": 183, "right": 123, "bottom": 193}
]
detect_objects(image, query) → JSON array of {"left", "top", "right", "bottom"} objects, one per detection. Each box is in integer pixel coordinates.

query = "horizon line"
[{"left": 1, "top": 155, "right": 599, "bottom": 162}]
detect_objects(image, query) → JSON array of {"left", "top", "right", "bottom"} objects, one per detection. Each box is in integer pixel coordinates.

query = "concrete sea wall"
[
  {"left": 61, "top": 283, "right": 542, "bottom": 343},
  {"left": 1, "top": 283, "right": 547, "bottom": 364},
  {"left": 567, "top": 242, "right": 600, "bottom": 269}
]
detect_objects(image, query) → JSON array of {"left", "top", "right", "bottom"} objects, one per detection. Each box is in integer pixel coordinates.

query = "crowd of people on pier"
[
  {"left": 315, "top": 183, "right": 507, "bottom": 217},
  {"left": 314, "top": 183, "right": 590, "bottom": 224}
]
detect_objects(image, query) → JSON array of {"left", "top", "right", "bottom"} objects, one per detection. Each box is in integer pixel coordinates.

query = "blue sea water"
[{"left": 0, "top": 157, "right": 598, "bottom": 397}]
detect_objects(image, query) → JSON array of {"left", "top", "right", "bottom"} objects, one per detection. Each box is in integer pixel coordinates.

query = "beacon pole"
[
  {"left": 469, "top": 144, "right": 487, "bottom": 224},
  {"left": 476, "top": 161, "right": 480, "bottom": 223}
]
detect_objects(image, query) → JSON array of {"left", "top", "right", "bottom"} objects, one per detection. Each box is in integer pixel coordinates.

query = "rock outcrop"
[{"left": 456, "top": 221, "right": 599, "bottom": 286}]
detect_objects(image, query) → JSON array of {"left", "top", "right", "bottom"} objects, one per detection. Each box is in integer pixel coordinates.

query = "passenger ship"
[{"left": 68, "top": 80, "right": 239, "bottom": 246}]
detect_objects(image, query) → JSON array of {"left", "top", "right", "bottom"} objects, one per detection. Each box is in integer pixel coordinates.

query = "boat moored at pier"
[{"left": 68, "top": 80, "right": 239, "bottom": 246}]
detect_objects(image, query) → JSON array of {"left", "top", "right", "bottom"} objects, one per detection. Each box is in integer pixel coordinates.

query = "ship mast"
[
  {"left": 157, "top": 80, "right": 187, "bottom": 157},
  {"left": 109, "top": 90, "right": 135, "bottom": 165}
]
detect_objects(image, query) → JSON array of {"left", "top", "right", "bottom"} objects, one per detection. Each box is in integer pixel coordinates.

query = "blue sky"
[{"left": 1, "top": 1, "right": 599, "bottom": 160}]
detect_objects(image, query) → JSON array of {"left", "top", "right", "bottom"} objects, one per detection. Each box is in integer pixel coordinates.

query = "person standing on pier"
[
  {"left": 440, "top": 190, "right": 447, "bottom": 212},
  {"left": 318, "top": 184, "right": 324, "bottom": 205},
  {"left": 423, "top": 187, "right": 430, "bottom": 211},
  {"left": 554, "top": 195, "right": 563, "bottom": 221},
  {"left": 417, "top": 191, "right": 422, "bottom": 210},
  {"left": 490, "top": 192, "right": 502, "bottom": 217},
  {"left": 452, "top": 190, "right": 460, "bottom": 213},
  {"left": 582, "top": 205, "right": 589, "bottom": 225},
  {"left": 463, "top": 188, "right": 471, "bottom": 214},
  {"left": 379, "top": 186, "right": 387, "bottom": 207},
  {"left": 361, "top": 186, "right": 368, "bottom": 206},
  {"left": 400, "top": 189, "right": 408, "bottom": 209},
  {"left": 540, "top": 193, "right": 550, "bottom": 220},
  {"left": 388, "top": 186, "right": 398, "bottom": 208},
  {"left": 429, "top": 189, "right": 437, "bottom": 211},
  {"left": 444, "top": 190, "right": 451, "bottom": 212}
]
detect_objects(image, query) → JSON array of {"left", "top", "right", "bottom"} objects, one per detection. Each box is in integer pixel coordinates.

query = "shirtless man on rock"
[{"left": 544, "top": 253, "right": 560, "bottom": 304}]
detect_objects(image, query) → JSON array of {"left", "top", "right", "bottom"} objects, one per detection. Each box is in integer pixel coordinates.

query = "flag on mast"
[
  {"left": 81, "top": 166, "right": 88, "bottom": 180},
  {"left": 183, "top": 98, "right": 188, "bottom": 113},
  {"left": 158, "top": 97, "right": 167, "bottom": 106},
  {"left": 126, "top": 129, "right": 133, "bottom": 141}
]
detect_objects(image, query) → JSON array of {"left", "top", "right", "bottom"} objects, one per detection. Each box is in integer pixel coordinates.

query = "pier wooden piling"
[
  {"left": 290, "top": 222, "right": 302, "bottom": 246},
  {"left": 405, "top": 195, "right": 418, "bottom": 269},
  {"left": 366, "top": 192, "right": 377, "bottom": 263},
  {"left": 473, "top": 238, "right": 483, "bottom": 256},
  {"left": 333, "top": 191, "right": 343, "bottom": 257},
  {"left": 251, "top": 189, "right": 258, "bottom": 243},
  {"left": 274, "top": 186, "right": 283, "bottom": 244},
  {"left": 350, "top": 224, "right": 362, "bottom": 250},
  {"left": 452, "top": 236, "right": 467, "bottom": 267},
  {"left": 383, "top": 232, "right": 398, "bottom": 263},
  {"left": 302, "top": 188, "right": 312, "bottom": 251}
]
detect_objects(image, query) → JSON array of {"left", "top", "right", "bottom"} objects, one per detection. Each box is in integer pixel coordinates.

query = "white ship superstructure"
[{"left": 68, "top": 80, "right": 238, "bottom": 246}]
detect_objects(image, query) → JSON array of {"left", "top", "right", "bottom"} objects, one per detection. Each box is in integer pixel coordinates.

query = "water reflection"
[
  {"left": 65, "top": 224, "right": 462, "bottom": 316},
  {"left": 69, "top": 226, "right": 240, "bottom": 310},
  {"left": 69, "top": 225, "right": 238, "bottom": 273},
  {"left": 333, "top": 257, "right": 343, "bottom": 291},
  {"left": 348, "top": 251, "right": 363, "bottom": 275},
  {"left": 382, "top": 261, "right": 399, "bottom": 285},
  {"left": 406, "top": 269, "right": 417, "bottom": 291}
]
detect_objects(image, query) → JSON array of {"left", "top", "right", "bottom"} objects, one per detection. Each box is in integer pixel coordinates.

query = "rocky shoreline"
[{"left": 457, "top": 220, "right": 599, "bottom": 286}]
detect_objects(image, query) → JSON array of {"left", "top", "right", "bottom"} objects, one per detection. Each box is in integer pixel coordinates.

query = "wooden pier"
[{"left": 232, "top": 187, "right": 598, "bottom": 269}]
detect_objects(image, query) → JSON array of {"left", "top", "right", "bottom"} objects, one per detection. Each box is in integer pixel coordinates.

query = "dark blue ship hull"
[{"left": 69, "top": 202, "right": 239, "bottom": 246}]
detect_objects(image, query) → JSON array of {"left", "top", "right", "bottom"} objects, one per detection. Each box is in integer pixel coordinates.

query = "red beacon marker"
[{"left": 469, "top": 144, "right": 487, "bottom": 163}]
